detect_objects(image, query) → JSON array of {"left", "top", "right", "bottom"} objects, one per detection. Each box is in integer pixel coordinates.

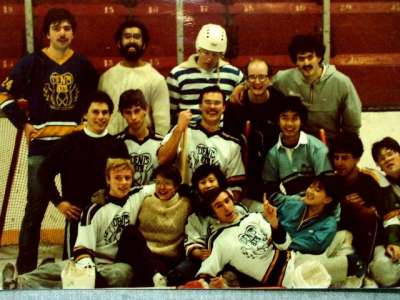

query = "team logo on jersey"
[
  {"left": 43, "top": 72, "right": 79, "bottom": 110},
  {"left": 130, "top": 152, "right": 152, "bottom": 185},
  {"left": 238, "top": 224, "right": 270, "bottom": 259},
  {"left": 188, "top": 144, "right": 219, "bottom": 170},
  {"left": 104, "top": 212, "right": 130, "bottom": 244}
]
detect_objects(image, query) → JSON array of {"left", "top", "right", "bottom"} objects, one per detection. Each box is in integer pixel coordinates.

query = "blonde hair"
[{"left": 105, "top": 158, "right": 134, "bottom": 179}]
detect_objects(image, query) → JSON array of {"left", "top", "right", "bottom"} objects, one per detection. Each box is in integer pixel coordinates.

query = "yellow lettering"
[
  {"left": 103, "top": 59, "right": 114, "bottom": 68},
  {"left": 148, "top": 6, "right": 159, "bottom": 15},
  {"left": 295, "top": 4, "right": 307, "bottom": 12},
  {"left": 200, "top": 5, "right": 208, "bottom": 13},
  {"left": 340, "top": 4, "right": 353, "bottom": 12},
  {"left": 3, "top": 5, "right": 14, "bottom": 14},
  {"left": 149, "top": 58, "right": 160, "bottom": 66},
  {"left": 391, "top": 3, "right": 400, "bottom": 12},
  {"left": 49, "top": 73, "right": 73, "bottom": 87},
  {"left": 57, "top": 85, "right": 68, "bottom": 93},
  {"left": 104, "top": 6, "right": 114, "bottom": 14},
  {"left": 243, "top": 4, "right": 254, "bottom": 13}
]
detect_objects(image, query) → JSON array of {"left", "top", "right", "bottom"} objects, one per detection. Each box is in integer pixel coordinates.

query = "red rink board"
[{"left": 0, "top": 0, "right": 399, "bottom": 109}]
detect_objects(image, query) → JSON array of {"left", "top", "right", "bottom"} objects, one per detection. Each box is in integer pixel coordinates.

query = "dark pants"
[
  {"left": 62, "top": 219, "right": 79, "bottom": 260},
  {"left": 167, "top": 257, "right": 200, "bottom": 286},
  {"left": 17, "top": 155, "right": 48, "bottom": 274},
  {"left": 16, "top": 155, "right": 79, "bottom": 273},
  {"left": 116, "top": 225, "right": 182, "bottom": 287}
]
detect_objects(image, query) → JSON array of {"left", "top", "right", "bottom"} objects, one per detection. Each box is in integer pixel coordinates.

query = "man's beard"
[{"left": 119, "top": 43, "right": 145, "bottom": 61}]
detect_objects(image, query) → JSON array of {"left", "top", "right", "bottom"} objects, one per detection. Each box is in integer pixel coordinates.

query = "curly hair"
[{"left": 288, "top": 34, "right": 325, "bottom": 64}]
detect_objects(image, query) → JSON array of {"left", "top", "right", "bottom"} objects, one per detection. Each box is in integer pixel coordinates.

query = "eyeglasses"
[{"left": 247, "top": 74, "right": 269, "bottom": 82}]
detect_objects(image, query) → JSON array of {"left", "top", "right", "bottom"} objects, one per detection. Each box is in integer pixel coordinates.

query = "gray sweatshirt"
[{"left": 272, "top": 64, "right": 362, "bottom": 140}]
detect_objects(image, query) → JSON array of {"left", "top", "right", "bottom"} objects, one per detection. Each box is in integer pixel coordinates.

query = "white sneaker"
[
  {"left": 153, "top": 272, "right": 167, "bottom": 288},
  {"left": 362, "top": 276, "right": 378, "bottom": 288},
  {"left": 340, "top": 275, "right": 364, "bottom": 288},
  {"left": 2, "top": 263, "right": 16, "bottom": 290}
]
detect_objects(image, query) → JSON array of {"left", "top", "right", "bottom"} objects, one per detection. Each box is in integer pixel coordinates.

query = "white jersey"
[
  {"left": 197, "top": 213, "right": 295, "bottom": 287},
  {"left": 184, "top": 203, "right": 249, "bottom": 256},
  {"left": 98, "top": 62, "right": 170, "bottom": 136},
  {"left": 116, "top": 130, "right": 162, "bottom": 185},
  {"left": 162, "top": 123, "right": 245, "bottom": 189},
  {"left": 74, "top": 185, "right": 155, "bottom": 264}
]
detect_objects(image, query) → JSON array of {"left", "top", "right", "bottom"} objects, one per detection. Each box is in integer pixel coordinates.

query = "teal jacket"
[{"left": 274, "top": 193, "right": 337, "bottom": 254}]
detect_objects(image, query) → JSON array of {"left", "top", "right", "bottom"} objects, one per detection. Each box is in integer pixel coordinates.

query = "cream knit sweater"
[{"left": 138, "top": 193, "right": 191, "bottom": 258}]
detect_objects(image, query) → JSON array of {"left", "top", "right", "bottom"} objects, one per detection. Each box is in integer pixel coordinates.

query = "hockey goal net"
[{"left": 0, "top": 117, "right": 64, "bottom": 246}]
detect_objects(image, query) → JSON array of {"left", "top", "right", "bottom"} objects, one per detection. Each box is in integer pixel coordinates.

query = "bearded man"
[{"left": 98, "top": 19, "right": 170, "bottom": 136}]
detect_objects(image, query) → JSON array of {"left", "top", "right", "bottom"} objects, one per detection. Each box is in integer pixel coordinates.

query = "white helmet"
[{"left": 195, "top": 24, "right": 227, "bottom": 54}]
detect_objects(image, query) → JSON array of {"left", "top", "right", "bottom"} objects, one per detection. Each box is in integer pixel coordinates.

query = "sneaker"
[
  {"left": 363, "top": 276, "right": 378, "bottom": 288},
  {"left": 341, "top": 275, "right": 364, "bottom": 288},
  {"left": 2, "top": 263, "right": 17, "bottom": 290},
  {"left": 153, "top": 272, "right": 167, "bottom": 288}
]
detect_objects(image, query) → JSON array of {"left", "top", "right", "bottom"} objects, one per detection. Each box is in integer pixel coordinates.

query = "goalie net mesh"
[{"left": 0, "top": 117, "right": 64, "bottom": 246}]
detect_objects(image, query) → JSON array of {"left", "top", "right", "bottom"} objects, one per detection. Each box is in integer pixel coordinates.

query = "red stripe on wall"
[
  {"left": 3, "top": 2, "right": 400, "bottom": 16},
  {"left": 184, "top": 2, "right": 400, "bottom": 15},
  {"left": 332, "top": 2, "right": 400, "bottom": 14},
  {"left": 34, "top": 3, "right": 175, "bottom": 17},
  {"left": 231, "top": 53, "right": 400, "bottom": 68},
  {"left": 2, "top": 53, "right": 400, "bottom": 74}
]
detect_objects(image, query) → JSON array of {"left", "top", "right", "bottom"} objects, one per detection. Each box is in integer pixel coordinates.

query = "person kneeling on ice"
[{"left": 2, "top": 158, "right": 153, "bottom": 289}]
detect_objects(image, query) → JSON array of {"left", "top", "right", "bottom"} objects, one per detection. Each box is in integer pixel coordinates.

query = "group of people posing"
[{"left": 0, "top": 7, "right": 399, "bottom": 289}]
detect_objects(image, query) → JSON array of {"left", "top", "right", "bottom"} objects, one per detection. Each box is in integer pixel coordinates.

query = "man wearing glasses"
[
  {"left": 231, "top": 34, "right": 361, "bottom": 144},
  {"left": 167, "top": 24, "right": 244, "bottom": 125},
  {"left": 223, "top": 59, "right": 284, "bottom": 202},
  {"left": 369, "top": 137, "right": 400, "bottom": 287}
]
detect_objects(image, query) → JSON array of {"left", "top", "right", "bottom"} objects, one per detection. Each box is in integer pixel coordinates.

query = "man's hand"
[
  {"left": 23, "top": 123, "right": 39, "bottom": 143},
  {"left": 386, "top": 244, "right": 400, "bottom": 262},
  {"left": 191, "top": 248, "right": 211, "bottom": 261},
  {"left": 209, "top": 276, "right": 227, "bottom": 288},
  {"left": 176, "top": 110, "right": 192, "bottom": 132},
  {"left": 344, "top": 193, "right": 365, "bottom": 206},
  {"left": 263, "top": 193, "right": 278, "bottom": 229},
  {"left": 57, "top": 201, "right": 82, "bottom": 221},
  {"left": 229, "top": 83, "right": 246, "bottom": 105}
]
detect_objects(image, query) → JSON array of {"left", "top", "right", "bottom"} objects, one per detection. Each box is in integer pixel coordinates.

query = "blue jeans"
[{"left": 16, "top": 155, "right": 49, "bottom": 274}]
